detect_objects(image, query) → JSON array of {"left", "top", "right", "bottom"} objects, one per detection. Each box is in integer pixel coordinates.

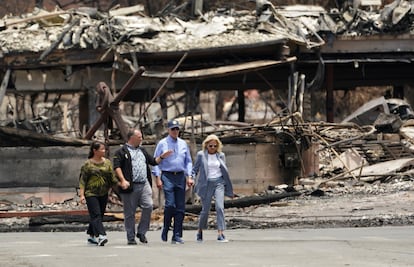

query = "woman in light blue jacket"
[{"left": 192, "top": 134, "right": 234, "bottom": 242}]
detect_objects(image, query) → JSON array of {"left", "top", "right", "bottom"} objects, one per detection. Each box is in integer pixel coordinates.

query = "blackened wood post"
[
  {"left": 237, "top": 88, "right": 245, "bottom": 122},
  {"left": 84, "top": 66, "right": 145, "bottom": 141},
  {"left": 326, "top": 64, "right": 334, "bottom": 123}
]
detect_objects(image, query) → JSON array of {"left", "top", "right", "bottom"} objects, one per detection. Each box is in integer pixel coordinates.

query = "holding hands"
[
  {"left": 119, "top": 180, "right": 130, "bottom": 190},
  {"left": 186, "top": 176, "right": 194, "bottom": 187}
]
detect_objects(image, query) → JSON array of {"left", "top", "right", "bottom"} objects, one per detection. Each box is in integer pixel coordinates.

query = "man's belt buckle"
[{"left": 164, "top": 171, "right": 183, "bottom": 175}]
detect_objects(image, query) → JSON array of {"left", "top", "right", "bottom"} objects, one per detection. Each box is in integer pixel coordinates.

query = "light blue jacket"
[{"left": 192, "top": 150, "right": 234, "bottom": 200}]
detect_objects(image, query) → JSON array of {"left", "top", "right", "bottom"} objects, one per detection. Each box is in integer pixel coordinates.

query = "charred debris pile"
[
  {"left": 3, "top": 104, "right": 414, "bottom": 231},
  {"left": 2, "top": 1, "right": 414, "bottom": 229},
  {"left": 2, "top": 0, "right": 414, "bottom": 142},
  {"left": 150, "top": 96, "right": 414, "bottom": 209},
  {"left": 2, "top": 0, "right": 414, "bottom": 145},
  {"left": 1, "top": 1, "right": 413, "bottom": 54}
]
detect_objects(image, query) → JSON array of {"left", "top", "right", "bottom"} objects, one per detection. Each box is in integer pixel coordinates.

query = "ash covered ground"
[
  {"left": 1, "top": 178, "right": 414, "bottom": 232},
  {"left": 225, "top": 179, "right": 414, "bottom": 229}
]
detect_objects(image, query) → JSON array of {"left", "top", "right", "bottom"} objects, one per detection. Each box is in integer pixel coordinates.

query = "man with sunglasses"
[{"left": 152, "top": 120, "right": 194, "bottom": 244}]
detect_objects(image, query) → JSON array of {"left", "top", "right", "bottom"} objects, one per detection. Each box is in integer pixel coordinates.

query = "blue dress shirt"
[{"left": 152, "top": 135, "right": 193, "bottom": 177}]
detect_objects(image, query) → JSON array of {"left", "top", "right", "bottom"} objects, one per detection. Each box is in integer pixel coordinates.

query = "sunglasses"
[
  {"left": 170, "top": 127, "right": 180, "bottom": 131},
  {"left": 208, "top": 144, "right": 217, "bottom": 148}
]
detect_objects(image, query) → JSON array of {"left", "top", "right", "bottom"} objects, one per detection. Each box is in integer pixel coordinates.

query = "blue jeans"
[
  {"left": 161, "top": 172, "right": 186, "bottom": 239},
  {"left": 198, "top": 177, "right": 226, "bottom": 231}
]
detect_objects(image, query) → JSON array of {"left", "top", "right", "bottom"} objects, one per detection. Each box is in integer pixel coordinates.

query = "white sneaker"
[
  {"left": 87, "top": 236, "right": 98, "bottom": 245},
  {"left": 98, "top": 235, "right": 108, "bottom": 246}
]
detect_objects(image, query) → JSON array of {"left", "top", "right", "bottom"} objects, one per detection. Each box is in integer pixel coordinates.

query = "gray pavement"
[{"left": 0, "top": 226, "right": 413, "bottom": 267}]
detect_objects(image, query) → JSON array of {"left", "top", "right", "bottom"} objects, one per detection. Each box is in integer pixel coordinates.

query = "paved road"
[{"left": 0, "top": 226, "right": 413, "bottom": 267}]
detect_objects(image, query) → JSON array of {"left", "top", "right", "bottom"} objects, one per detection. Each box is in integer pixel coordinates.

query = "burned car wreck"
[{"left": 342, "top": 96, "right": 414, "bottom": 132}]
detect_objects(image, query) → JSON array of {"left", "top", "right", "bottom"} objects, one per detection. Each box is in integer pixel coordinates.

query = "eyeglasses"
[
  {"left": 208, "top": 144, "right": 217, "bottom": 148},
  {"left": 170, "top": 127, "right": 180, "bottom": 131}
]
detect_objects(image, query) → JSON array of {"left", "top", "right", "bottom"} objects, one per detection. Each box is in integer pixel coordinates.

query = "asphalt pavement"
[{"left": 0, "top": 226, "right": 413, "bottom": 267}]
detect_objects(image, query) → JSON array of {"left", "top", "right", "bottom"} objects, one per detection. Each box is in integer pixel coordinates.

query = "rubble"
[
  {"left": 0, "top": 6, "right": 290, "bottom": 56},
  {"left": 2, "top": 1, "right": 414, "bottom": 69},
  {"left": 342, "top": 96, "right": 414, "bottom": 126},
  {"left": 3, "top": 102, "right": 414, "bottom": 231},
  {"left": 1, "top": 1, "right": 414, "bottom": 231},
  {"left": 1, "top": 175, "right": 414, "bottom": 231}
]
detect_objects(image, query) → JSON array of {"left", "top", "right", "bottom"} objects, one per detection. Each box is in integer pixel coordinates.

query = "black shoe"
[
  {"left": 196, "top": 231, "right": 203, "bottom": 242},
  {"left": 137, "top": 233, "right": 148, "bottom": 244},
  {"left": 127, "top": 239, "right": 137, "bottom": 245},
  {"left": 161, "top": 227, "right": 168, "bottom": 242}
]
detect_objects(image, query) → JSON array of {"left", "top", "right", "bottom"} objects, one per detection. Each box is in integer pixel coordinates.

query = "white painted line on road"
[{"left": 20, "top": 254, "right": 51, "bottom": 258}]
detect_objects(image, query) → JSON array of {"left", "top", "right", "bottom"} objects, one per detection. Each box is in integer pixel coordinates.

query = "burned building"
[{"left": 1, "top": 0, "right": 414, "bottom": 204}]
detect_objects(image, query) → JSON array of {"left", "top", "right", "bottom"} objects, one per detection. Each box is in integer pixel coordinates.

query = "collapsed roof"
[
  {"left": 0, "top": 1, "right": 412, "bottom": 90},
  {"left": 0, "top": 4, "right": 295, "bottom": 74}
]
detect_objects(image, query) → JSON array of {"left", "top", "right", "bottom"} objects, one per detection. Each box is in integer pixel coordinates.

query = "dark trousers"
[
  {"left": 161, "top": 172, "right": 186, "bottom": 239},
  {"left": 85, "top": 194, "right": 108, "bottom": 237}
]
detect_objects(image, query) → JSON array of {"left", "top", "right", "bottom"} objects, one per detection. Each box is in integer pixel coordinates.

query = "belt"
[
  {"left": 133, "top": 180, "right": 146, "bottom": 184},
  {"left": 162, "top": 171, "right": 184, "bottom": 175}
]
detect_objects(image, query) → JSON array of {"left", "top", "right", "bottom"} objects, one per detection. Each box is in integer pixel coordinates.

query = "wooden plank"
[
  {"left": 109, "top": 4, "right": 145, "bottom": 16},
  {"left": 318, "top": 35, "right": 414, "bottom": 53},
  {"left": 0, "top": 10, "right": 69, "bottom": 31},
  {"left": 185, "top": 191, "right": 301, "bottom": 214},
  {"left": 0, "top": 126, "right": 91, "bottom": 146},
  {"left": 142, "top": 57, "right": 297, "bottom": 80},
  {"left": 2, "top": 48, "right": 112, "bottom": 69}
]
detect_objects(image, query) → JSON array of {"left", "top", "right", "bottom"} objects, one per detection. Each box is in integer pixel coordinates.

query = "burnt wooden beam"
[
  {"left": 0, "top": 209, "right": 88, "bottom": 218},
  {"left": 326, "top": 64, "right": 334, "bottom": 122},
  {"left": 1, "top": 38, "right": 287, "bottom": 70},
  {"left": 136, "top": 52, "right": 188, "bottom": 124},
  {"left": 112, "top": 66, "right": 146, "bottom": 104},
  {"left": 0, "top": 10, "right": 70, "bottom": 31},
  {"left": 238, "top": 88, "right": 245, "bottom": 122},
  {"left": 0, "top": 126, "right": 90, "bottom": 147},
  {"left": 0, "top": 69, "right": 10, "bottom": 105},
  {"left": 142, "top": 58, "right": 296, "bottom": 81},
  {"left": 84, "top": 66, "right": 146, "bottom": 141},
  {"left": 2, "top": 48, "right": 114, "bottom": 69},
  {"left": 29, "top": 214, "right": 120, "bottom": 226},
  {"left": 185, "top": 191, "right": 301, "bottom": 214}
]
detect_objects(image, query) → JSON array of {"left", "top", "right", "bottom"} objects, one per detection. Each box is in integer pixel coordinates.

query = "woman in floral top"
[{"left": 79, "top": 141, "right": 119, "bottom": 246}]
